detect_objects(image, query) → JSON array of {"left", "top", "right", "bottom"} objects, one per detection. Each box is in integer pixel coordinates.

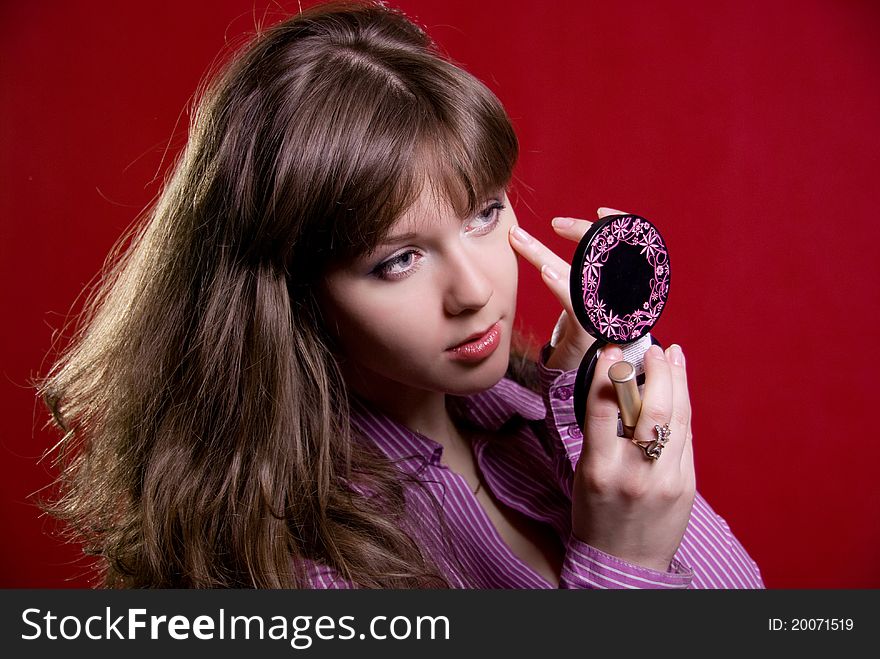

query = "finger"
[
  {"left": 664, "top": 343, "right": 693, "bottom": 468},
  {"left": 597, "top": 207, "right": 628, "bottom": 218},
  {"left": 550, "top": 216, "right": 593, "bottom": 243},
  {"left": 633, "top": 344, "right": 678, "bottom": 462},
  {"left": 583, "top": 344, "right": 627, "bottom": 461},
  {"left": 509, "top": 225, "right": 574, "bottom": 315},
  {"left": 665, "top": 344, "right": 691, "bottom": 430}
]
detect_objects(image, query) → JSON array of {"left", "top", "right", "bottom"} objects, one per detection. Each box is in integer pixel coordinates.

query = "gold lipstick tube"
[{"left": 608, "top": 360, "right": 641, "bottom": 438}]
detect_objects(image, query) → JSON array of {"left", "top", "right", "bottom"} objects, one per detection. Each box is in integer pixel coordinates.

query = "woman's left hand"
[{"left": 509, "top": 207, "right": 625, "bottom": 371}]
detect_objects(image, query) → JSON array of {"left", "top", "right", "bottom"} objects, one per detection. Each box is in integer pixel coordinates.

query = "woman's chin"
[{"left": 444, "top": 349, "right": 510, "bottom": 396}]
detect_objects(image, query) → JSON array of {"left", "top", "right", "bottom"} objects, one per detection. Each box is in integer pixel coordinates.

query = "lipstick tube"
[{"left": 608, "top": 360, "right": 641, "bottom": 438}]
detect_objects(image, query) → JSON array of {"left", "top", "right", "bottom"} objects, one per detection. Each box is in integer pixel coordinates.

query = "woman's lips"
[{"left": 446, "top": 322, "right": 501, "bottom": 362}]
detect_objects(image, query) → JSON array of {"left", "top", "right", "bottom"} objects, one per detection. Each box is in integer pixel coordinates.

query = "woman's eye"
[
  {"left": 370, "top": 200, "right": 504, "bottom": 280},
  {"left": 372, "top": 250, "right": 421, "bottom": 280},
  {"left": 465, "top": 200, "right": 505, "bottom": 235}
]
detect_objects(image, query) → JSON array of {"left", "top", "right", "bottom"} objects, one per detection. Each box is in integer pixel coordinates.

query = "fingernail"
[
  {"left": 648, "top": 344, "right": 665, "bottom": 361},
  {"left": 511, "top": 226, "right": 532, "bottom": 244},
  {"left": 551, "top": 217, "right": 574, "bottom": 229},
  {"left": 541, "top": 264, "right": 560, "bottom": 281},
  {"left": 603, "top": 346, "right": 623, "bottom": 361},
  {"left": 667, "top": 344, "right": 684, "bottom": 366}
]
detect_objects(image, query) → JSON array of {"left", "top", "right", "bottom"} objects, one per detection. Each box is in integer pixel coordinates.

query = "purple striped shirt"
[{"left": 307, "top": 344, "right": 764, "bottom": 589}]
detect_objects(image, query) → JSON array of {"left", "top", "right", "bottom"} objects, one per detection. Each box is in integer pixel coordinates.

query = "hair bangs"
[
  {"left": 341, "top": 71, "right": 519, "bottom": 266},
  {"left": 415, "top": 116, "right": 518, "bottom": 223},
  {"left": 404, "top": 60, "right": 519, "bottom": 229}
]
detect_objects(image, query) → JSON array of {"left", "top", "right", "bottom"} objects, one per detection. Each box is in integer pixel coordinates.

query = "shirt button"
[
  {"left": 568, "top": 425, "right": 582, "bottom": 439},
  {"left": 553, "top": 385, "right": 573, "bottom": 401}
]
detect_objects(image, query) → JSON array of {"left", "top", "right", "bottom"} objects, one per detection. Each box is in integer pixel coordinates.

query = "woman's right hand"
[{"left": 569, "top": 342, "right": 696, "bottom": 572}]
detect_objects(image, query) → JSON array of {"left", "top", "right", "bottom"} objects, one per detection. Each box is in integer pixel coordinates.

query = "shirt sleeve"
[
  {"left": 298, "top": 557, "right": 357, "bottom": 589},
  {"left": 536, "top": 341, "right": 764, "bottom": 589},
  {"left": 560, "top": 534, "right": 693, "bottom": 588},
  {"left": 534, "top": 341, "right": 585, "bottom": 499}
]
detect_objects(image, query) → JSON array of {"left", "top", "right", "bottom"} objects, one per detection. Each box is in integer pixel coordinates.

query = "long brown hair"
[{"left": 39, "top": 1, "right": 535, "bottom": 588}]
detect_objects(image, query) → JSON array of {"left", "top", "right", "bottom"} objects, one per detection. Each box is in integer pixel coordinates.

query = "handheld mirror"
[{"left": 569, "top": 214, "right": 670, "bottom": 431}]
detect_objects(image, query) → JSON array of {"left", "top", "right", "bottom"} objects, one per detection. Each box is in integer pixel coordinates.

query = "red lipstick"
[{"left": 447, "top": 322, "right": 501, "bottom": 363}]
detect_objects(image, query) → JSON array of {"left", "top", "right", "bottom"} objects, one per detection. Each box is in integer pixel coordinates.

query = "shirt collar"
[{"left": 349, "top": 376, "right": 546, "bottom": 465}]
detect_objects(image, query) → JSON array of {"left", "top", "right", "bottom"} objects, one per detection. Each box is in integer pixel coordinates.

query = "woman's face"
[{"left": 319, "top": 186, "right": 519, "bottom": 400}]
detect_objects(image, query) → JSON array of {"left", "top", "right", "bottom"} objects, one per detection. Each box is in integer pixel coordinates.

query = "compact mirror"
[{"left": 569, "top": 214, "right": 670, "bottom": 430}]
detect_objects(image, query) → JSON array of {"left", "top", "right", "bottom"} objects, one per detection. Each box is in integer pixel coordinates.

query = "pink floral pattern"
[{"left": 581, "top": 216, "right": 669, "bottom": 341}]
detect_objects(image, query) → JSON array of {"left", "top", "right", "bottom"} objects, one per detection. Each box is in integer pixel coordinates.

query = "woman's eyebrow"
[
  {"left": 362, "top": 230, "right": 422, "bottom": 260},
  {"left": 379, "top": 230, "right": 420, "bottom": 245},
  {"left": 377, "top": 198, "right": 496, "bottom": 247}
]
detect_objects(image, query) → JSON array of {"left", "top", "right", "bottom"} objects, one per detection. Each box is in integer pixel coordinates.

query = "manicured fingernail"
[
  {"left": 598, "top": 206, "right": 624, "bottom": 216},
  {"left": 541, "top": 264, "right": 560, "bottom": 281},
  {"left": 511, "top": 226, "right": 532, "bottom": 244},
  {"left": 667, "top": 344, "right": 684, "bottom": 366},
  {"left": 551, "top": 217, "right": 574, "bottom": 229},
  {"left": 647, "top": 344, "right": 665, "bottom": 361},
  {"left": 603, "top": 346, "right": 623, "bottom": 361}
]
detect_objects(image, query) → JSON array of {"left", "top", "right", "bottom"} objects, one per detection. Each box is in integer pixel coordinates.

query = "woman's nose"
[{"left": 442, "top": 249, "right": 493, "bottom": 315}]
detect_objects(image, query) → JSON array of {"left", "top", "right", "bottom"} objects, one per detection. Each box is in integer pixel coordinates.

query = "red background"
[{"left": 2, "top": 1, "right": 878, "bottom": 588}]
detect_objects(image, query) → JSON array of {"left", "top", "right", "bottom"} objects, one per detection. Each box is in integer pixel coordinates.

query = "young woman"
[{"left": 40, "top": 1, "right": 763, "bottom": 588}]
